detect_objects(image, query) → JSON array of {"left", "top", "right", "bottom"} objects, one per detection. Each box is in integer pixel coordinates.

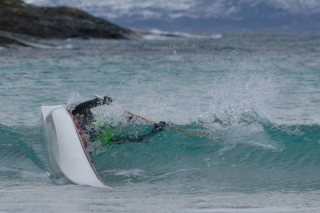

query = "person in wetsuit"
[{"left": 72, "top": 96, "right": 167, "bottom": 144}]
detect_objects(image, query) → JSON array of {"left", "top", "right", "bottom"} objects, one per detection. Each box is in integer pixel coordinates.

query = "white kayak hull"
[{"left": 41, "top": 105, "right": 110, "bottom": 188}]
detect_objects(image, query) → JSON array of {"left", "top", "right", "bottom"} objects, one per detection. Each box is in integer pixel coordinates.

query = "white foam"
[
  {"left": 144, "top": 29, "right": 223, "bottom": 40},
  {"left": 114, "top": 169, "right": 145, "bottom": 177}
]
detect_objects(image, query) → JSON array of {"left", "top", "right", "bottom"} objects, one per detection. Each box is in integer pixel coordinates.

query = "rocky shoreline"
[{"left": 0, "top": 0, "right": 139, "bottom": 47}]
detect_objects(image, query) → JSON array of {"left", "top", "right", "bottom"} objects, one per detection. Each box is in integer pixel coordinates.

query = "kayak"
[{"left": 41, "top": 105, "right": 110, "bottom": 188}]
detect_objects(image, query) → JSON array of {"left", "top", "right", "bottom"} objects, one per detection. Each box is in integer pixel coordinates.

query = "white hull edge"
[{"left": 41, "top": 105, "right": 110, "bottom": 188}]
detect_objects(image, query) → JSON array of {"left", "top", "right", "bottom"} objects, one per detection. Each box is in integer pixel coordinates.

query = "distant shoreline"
[{"left": 0, "top": 0, "right": 139, "bottom": 47}]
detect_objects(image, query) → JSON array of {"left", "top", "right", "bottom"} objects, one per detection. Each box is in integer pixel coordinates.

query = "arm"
[
  {"left": 72, "top": 96, "right": 112, "bottom": 118},
  {"left": 110, "top": 121, "right": 167, "bottom": 144}
]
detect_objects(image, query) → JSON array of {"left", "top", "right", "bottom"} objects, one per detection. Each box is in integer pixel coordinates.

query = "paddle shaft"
[
  {"left": 94, "top": 95, "right": 157, "bottom": 124},
  {"left": 94, "top": 96, "right": 280, "bottom": 147},
  {"left": 94, "top": 95, "right": 196, "bottom": 135}
]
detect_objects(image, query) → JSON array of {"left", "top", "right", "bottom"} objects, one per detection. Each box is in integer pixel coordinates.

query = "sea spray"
[{"left": 1, "top": 34, "right": 320, "bottom": 212}]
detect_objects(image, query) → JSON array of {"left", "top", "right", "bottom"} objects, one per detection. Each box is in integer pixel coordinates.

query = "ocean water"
[{"left": 1, "top": 33, "right": 320, "bottom": 212}]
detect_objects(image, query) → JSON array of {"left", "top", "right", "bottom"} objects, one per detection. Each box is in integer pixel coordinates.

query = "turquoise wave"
[
  {"left": 91, "top": 119, "right": 320, "bottom": 190},
  {"left": 0, "top": 124, "right": 50, "bottom": 181},
  {"left": 1, "top": 113, "right": 320, "bottom": 191}
]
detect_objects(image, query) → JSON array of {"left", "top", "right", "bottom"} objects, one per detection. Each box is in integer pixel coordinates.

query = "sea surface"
[{"left": 1, "top": 33, "right": 320, "bottom": 212}]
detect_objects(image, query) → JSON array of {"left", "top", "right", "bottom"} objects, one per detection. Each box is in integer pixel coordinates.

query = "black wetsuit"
[
  {"left": 72, "top": 97, "right": 166, "bottom": 144},
  {"left": 72, "top": 98, "right": 104, "bottom": 126}
]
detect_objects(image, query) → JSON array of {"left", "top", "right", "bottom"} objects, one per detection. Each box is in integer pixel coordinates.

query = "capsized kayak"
[{"left": 41, "top": 105, "right": 110, "bottom": 188}]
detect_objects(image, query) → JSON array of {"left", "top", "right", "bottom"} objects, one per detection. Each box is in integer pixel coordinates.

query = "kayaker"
[{"left": 72, "top": 96, "right": 167, "bottom": 145}]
